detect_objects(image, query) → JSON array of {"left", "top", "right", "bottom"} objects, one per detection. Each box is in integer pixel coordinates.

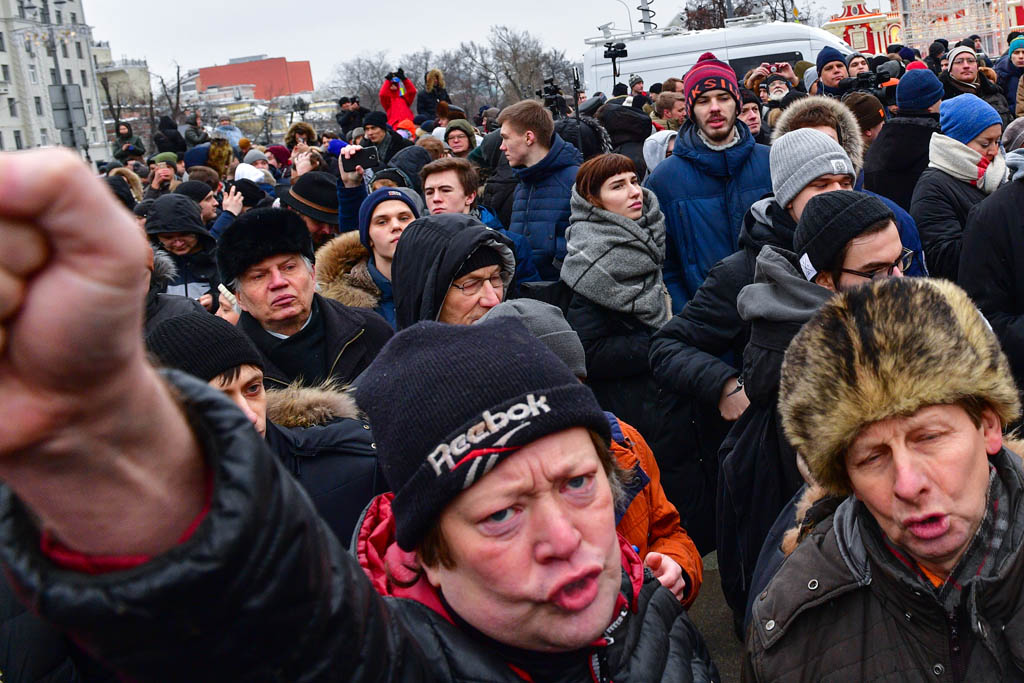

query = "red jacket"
[{"left": 379, "top": 78, "right": 417, "bottom": 128}]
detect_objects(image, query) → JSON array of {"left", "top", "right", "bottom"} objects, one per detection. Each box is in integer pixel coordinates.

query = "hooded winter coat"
[
  {"left": 959, "top": 172, "right": 1024, "bottom": 394},
  {"left": 144, "top": 195, "right": 220, "bottom": 310},
  {"left": 744, "top": 445, "right": 1024, "bottom": 682},
  {"left": 285, "top": 121, "right": 317, "bottom": 150},
  {"left": 183, "top": 114, "right": 209, "bottom": 150},
  {"left": 941, "top": 70, "right": 1014, "bottom": 126},
  {"left": 112, "top": 122, "right": 146, "bottom": 162},
  {"left": 336, "top": 104, "right": 371, "bottom": 137},
  {"left": 416, "top": 69, "right": 451, "bottom": 118},
  {"left": 153, "top": 115, "right": 187, "bottom": 157},
  {"left": 144, "top": 248, "right": 206, "bottom": 336},
  {"left": 716, "top": 246, "right": 831, "bottom": 628},
  {"left": 597, "top": 103, "right": 655, "bottom": 179},
  {"left": 264, "top": 382, "right": 387, "bottom": 546},
  {"left": 508, "top": 133, "right": 583, "bottom": 281},
  {"left": 643, "top": 130, "right": 678, "bottom": 176},
  {"left": 0, "top": 371, "right": 722, "bottom": 682},
  {"left": 645, "top": 120, "right": 772, "bottom": 313},
  {"left": 472, "top": 130, "right": 518, "bottom": 228},
  {"left": 911, "top": 165, "right": 989, "bottom": 282},
  {"left": 379, "top": 78, "right": 417, "bottom": 129},
  {"left": 863, "top": 111, "right": 942, "bottom": 212},
  {"left": 315, "top": 230, "right": 393, "bottom": 327},
  {"left": 391, "top": 213, "right": 516, "bottom": 330}
]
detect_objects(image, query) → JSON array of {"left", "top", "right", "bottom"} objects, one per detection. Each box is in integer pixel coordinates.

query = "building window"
[
  {"left": 71, "top": 12, "right": 77, "bottom": 24},
  {"left": 55, "top": 9, "right": 62, "bottom": 23},
  {"left": 45, "top": 43, "right": 52, "bottom": 57},
  {"left": 0, "top": 32, "right": 6, "bottom": 52},
  {"left": 64, "top": 68, "right": 72, "bottom": 84},
  {"left": 8, "top": 98, "right": 16, "bottom": 116},
  {"left": 91, "top": 126, "right": 97, "bottom": 142},
  {"left": 50, "top": 68, "right": 57, "bottom": 84},
  {"left": 86, "top": 97, "right": 92, "bottom": 114},
  {"left": 60, "top": 42, "right": 68, "bottom": 59},
  {"left": 14, "top": 130, "right": 22, "bottom": 149},
  {"left": 1, "top": 65, "right": 9, "bottom": 82},
  {"left": 75, "top": 41, "right": 82, "bottom": 59},
  {"left": 40, "top": 128, "right": 48, "bottom": 145},
  {"left": 28, "top": 64, "right": 37, "bottom": 84},
  {"left": 80, "top": 69, "right": 87, "bottom": 86},
  {"left": 0, "top": 131, "right": 5, "bottom": 150},
  {"left": 34, "top": 96, "right": 42, "bottom": 115}
]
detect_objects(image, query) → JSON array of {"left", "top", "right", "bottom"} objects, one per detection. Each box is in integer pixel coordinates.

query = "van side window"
[{"left": 728, "top": 52, "right": 805, "bottom": 81}]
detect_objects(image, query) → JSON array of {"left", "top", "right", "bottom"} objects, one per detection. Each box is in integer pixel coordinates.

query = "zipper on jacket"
[
  {"left": 947, "top": 611, "right": 965, "bottom": 681},
  {"left": 327, "top": 327, "right": 365, "bottom": 379}
]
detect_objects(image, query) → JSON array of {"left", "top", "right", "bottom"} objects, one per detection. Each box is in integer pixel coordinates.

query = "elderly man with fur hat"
[
  {"left": 217, "top": 208, "right": 392, "bottom": 388},
  {"left": 744, "top": 276, "right": 1024, "bottom": 680}
]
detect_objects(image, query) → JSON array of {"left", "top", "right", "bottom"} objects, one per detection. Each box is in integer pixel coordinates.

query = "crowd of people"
[{"left": 1, "top": 31, "right": 1024, "bottom": 681}]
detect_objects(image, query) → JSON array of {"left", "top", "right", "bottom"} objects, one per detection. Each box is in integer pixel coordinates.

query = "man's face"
[
  {"left": 950, "top": 53, "right": 978, "bottom": 83},
  {"left": 364, "top": 125, "right": 386, "bottom": 144},
  {"left": 848, "top": 57, "right": 869, "bottom": 76},
  {"left": 422, "top": 427, "right": 622, "bottom": 652},
  {"left": 631, "top": 81, "right": 644, "bottom": 94},
  {"left": 252, "top": 159, "right": 269, "bottom": 171},
  {"left": 212, "top": 364, "right": 267, "bottom": 437},
  {"left": 447, "top": 130, "right": 471, "bottom": 156},
  {"left": 424, "top": 170, "right": 474, "bottom": 215},
  {"left": 368, "top": 200, "right": 415, "bottom": 261},
  {"left": 674, "top": 81, "right": 686, "bottom": 93},
  {"left": 198, "top": 191, "right": 218, "bottom": 223},
  {"left": 846, "top": 404, "right": 1000, "bottom": 578},
  {"left": 692, "top": 90, "right": 737, "bottom": 144},
  {"left": 118, "top": 124, "right": 129, "bottom": 136},
  {"left": 739, "top": 102, "right": 761, "bottom": 136},
  {"left": 974, "top": 37, "right": 983, "bottom": 50},
  {"left": 156, "top": 231, "right": 199, "bottom": 256},
  {"left": 500, "top": 123, "right": 531, "bottom": 168},
  {"left": 438, "top": 264, "right": 504, "bottom": 324},
  {"left": 1012, "top": 48, "right": 1024, "bottom": 68},
  {"left": 941, "top": 57, "right": 949, "bottom": 71},
  {"left": 219, "top": 118, "right": 231, "bottom": 128},
  {"left": 828, "top": 221, "right": 905, "bottom": 291},
  {"left": 820, "top": 60, "right": 849, "bottom": 87},
  {"left": 768, "top": 79, "right": 790, "bottom": 99},
  {"left": 296, "top": 212, "right": 336, "bottom": 248},
  {"left": 787, "top": 173, "right": 853, "bottom": 222},
  {"left": 236, "top": 253, "right": 316, "bottom": 333},
  {"left": 667, "top": 99, "right": 687, "bottom": 122}
]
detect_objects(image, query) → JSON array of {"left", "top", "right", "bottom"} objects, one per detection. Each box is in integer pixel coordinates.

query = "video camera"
[
  {"left": 838, "top": 70, "right": 892, "bottom": 107},
  {"left": 537, "top": 77, "right": 568, "bottom": 120}
]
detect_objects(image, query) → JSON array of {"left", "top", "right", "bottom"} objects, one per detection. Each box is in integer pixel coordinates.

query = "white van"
[{"left": 581, "top": 15, "right": 853, "bottom": 95}]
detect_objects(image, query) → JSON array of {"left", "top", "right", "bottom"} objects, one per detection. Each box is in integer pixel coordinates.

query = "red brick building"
[{"left": 197, "top": 56, "right": 313, "bottom": 100}]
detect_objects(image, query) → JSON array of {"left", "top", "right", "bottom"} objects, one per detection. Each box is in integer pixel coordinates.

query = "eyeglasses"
[
  {"left": 447, "top": 133, "right": 469, "bottom": 142},
  {"left": 450, "top": 272, "right": 508, "bottom": 296},
  {"left": 841, "top": 248, "right": 913, "bottom": 280},
  {"left": 952, "top": 57, "right": 977, "bottom": 66}
]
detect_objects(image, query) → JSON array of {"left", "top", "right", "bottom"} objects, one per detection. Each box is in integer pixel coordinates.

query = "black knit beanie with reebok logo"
[{"left": 356, "top": 318, "right": 611, "bottom": 551}]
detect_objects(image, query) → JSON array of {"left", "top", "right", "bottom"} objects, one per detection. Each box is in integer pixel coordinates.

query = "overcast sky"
[{"left": 85, "top": 0, "right": 846, "bottom": 89}]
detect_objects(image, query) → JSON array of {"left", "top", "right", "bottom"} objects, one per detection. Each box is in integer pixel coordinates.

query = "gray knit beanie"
[
  {"left": 771, "top": 128, "right": 855, "bottom": 209},
  {"left": 478, "top": 300, "right": 588, "bottom": 379},
  {"left": 243, "top": 149, "right": 268, "bottom": 165}
]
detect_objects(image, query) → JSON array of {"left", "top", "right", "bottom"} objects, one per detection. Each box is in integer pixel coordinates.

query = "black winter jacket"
[
  {"left": 0, "top": 372, "right": 722, "bottom": 682},
  {"left": 144, "top": 248, "right": 206, "bottom": 336},
  {"left": 391, "top": 213, "right": 515, "bottom": 329},
  {"left": 153, "top": 116, "right": 187, "bottom": 157},
  {"left": 959, "top": 178, "right": 1024, "bottom": 393},
  {"left": 239, "top": 293, "right": 393, "bottom": 389},
  {"left": 145, "top": 196, "right": 221, "bottom": 311},
  {"left": 473, "top": 130, "right": 518, "bottom": 229},
  {"left": 415, "top": 87, "right": 451, "bottom": 118},
  {"left": 336, "top": 106, "right": 370, "bottom": 137},
  {"left": 862, "top": 113, "right": 941, "bottom": 212},
  {"left": 597, "top": 103, "right": 654, "bottom": 179},
  {"left": 910, "top": 166, "right": 988, "bottom": 281}
]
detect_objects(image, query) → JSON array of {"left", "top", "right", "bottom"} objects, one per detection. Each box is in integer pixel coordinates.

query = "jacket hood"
[
  {"left": 425, "top": 68, "right": 445, "bottom": 90},
  {"left": 673, "top": 120, "right": 759, "bottom": 177},
  {"left": 642, "top": 130, "right": 678, "bottom": 175},
  {"left": 389, "top": 145, "right": 433, "bottom": 194},
  {"left": 285, "top": 121, "right": 317, "bottom": 149},
  {"left": 554, "top": 115, "right": 613, "bottom": 161},
  {"left": 597, "top": 103, "right": 655, "bottom": 146},
  {"left": 739, "top": 198, "right": 797, "bottom": 255},
  {"left": 391, "top": 213, "right": 516, "bottom": 329},
  {"left": 736, "top": 245, "right": 832, "bottom": 326},
  {"left": 158, "top": 115, "right": 177, "bottom": 132},
  {"left": 315, "top": 230, "right": 381, "bottom": 309},
  {"left": 144, "top": 194, "right": 214, "bottom": 247},
  {"left": 149, "top": 247, "right": 179, "bottom": 293},
  {"left": 117, "top": 122, "right": 134, "bottom": 138},
  {"left": 771, "top": 95, "right": 865, "bottom": 173},
  {"left": 265, "top": 380, "right": 361, "bottom": 428},
  {"left": 514, "top": 133, "right": 583, "bottom": 182},
  {"left": 108, "top": 166, "right": 144, "bottom": 202}
]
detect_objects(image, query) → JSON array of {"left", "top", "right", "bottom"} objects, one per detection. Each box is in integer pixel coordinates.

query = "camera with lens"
[
  {"left": 838, "top": 69, "right": 891, "bottom": 106},
  {"left": 536, "top": 77, "right": 568, "bottom": 119}
]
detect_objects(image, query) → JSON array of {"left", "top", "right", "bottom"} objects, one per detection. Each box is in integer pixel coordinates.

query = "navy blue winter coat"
[
  {"left": 508, "top": 133, "right": 583, "bottom": 281},
  {"left": 645, "top": 122, "right": 771, "bottom": 313}
]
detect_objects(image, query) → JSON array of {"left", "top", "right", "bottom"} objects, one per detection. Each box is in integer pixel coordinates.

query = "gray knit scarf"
[{"left": 560, "top": 186, "right": 670, "bottom": 328}]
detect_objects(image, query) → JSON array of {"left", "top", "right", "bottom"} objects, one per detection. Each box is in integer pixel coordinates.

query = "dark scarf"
[{"left": 243, "top": 298, "right": 328, "bottom": 385}]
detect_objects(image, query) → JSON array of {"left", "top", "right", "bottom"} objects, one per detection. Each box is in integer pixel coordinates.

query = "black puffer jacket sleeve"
[
  {"left": 649, "top": 253, "right": 747, "bottom": 405},
  {"left": 567, "top": 293, "right": 651, "bottom": 380},
  {"left": 0, "top": 372, "right": 432, "bottom": 682},
  {"left": 910, "top": 168, "right": 981, "bottom": 282}
]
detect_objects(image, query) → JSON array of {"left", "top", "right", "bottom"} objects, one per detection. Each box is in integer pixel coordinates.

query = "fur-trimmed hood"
[
  {"left": 315, "top": 230, "right": 382, "bottom": 310},
  {"left": 285, "top": 121, "right": 318, "bottom": 150},
  {"left": 148, "top": 247, "right": 178, "bottom": 295},
  {"left": 109, "top": 166, "right": 144, "bottom": 202},
  {"left": 771, "top": 95, "right": 864, "bottom": 173},
  {"left": 425, "top": 68, "right": 445, "bottom": 91},
  {"left": 266, "top": 380, "right": 362, "bottom": 428}
]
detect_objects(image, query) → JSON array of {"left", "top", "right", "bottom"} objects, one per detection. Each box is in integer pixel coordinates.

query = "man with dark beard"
[{"left": 646, "top": 52, "right": 771, "bottom": 311}]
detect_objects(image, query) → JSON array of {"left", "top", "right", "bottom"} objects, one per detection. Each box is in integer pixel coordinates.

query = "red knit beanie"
[
  {"left": 905, "top": 61, "right": 928, "bottom": 71},
  {"left": 682, "top": 52, "right": 740, "bottom": 119}
]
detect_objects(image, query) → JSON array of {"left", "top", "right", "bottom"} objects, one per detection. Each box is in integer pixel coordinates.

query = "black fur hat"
[{"left": 217, "top": 208, "right": 314, "bottom": 285}]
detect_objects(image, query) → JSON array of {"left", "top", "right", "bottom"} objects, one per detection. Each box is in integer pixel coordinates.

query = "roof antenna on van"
[{"left": 637, "top": 0, "right": 657, "bottom": 32}]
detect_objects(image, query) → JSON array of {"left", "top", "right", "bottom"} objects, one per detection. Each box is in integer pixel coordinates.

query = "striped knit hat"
[{"left": 682, "top": 52, "right": 740, "bottom": 119}]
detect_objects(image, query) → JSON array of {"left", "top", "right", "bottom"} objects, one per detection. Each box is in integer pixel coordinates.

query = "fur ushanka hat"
[
  {"left": 779, "top": 277, "right": 1020, "bottom": 495},
  {"left": 217, "top": 208, "right": 315, "bottom": 285}
]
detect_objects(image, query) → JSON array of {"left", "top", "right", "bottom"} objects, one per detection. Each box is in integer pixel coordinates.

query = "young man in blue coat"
[
  {"left": 646, "top": 52, "right": 772, "bottom": 313},
  {"left": 498, "top": 99, "right": 583, "bottom": 281}
]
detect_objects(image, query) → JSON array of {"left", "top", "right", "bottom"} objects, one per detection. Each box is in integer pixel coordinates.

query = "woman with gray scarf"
[{"left": 561, "top": 153, "right": 671, "bottom": 444}]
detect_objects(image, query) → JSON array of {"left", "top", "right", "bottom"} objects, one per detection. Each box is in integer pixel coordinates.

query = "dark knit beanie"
[
  {"left": 896, "top": 68, "right": 944, "bottom": 111},
  {"left": 183, "top": 144, "right": 210, "bottom": 170},
  {"left": 455, "top": 245, "right": 504, "bottom": 279},
  {"left": 364, "top": 111, "right": 388, "bottom": 129},
  {"left": 217, "top": 208, "right": 315, "bottom": 285},
  {"left": 355, "top": 319, "right": 611, "bottom": 551},
  {"left": 815, "top": 46, "right": 846, "bottom": 75},
  {"left": 898, "top": 46, "right": 916, "bottom": 61},
  {"left": 843, "top": 92, "right": 885, "bottom": 131},
  {"left": 739, "top": 87, "right": 760, "bottom": 107},
  {"left": 358, "top": 188, "right": 420, "bottom": 250},
  {"left": 146, "top": 313, "right": 264, "bottom": 382},
  {"left": 174, "top": 180, "right": 213, "bottom": 204},
  {"left": 682, "top": 52, "right": 739, "bottom": 119},
  {"left": 793, "top": 190, "right": 894, "bottom": 281}
]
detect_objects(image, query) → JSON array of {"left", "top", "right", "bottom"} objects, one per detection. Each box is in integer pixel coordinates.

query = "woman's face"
[
  {"left": 967, "top": 123, "right": 1003, "bottom": 162},
  {"left": 596, "top": 171, "right": 643, "bottom": 220},
  {"left": 118, "top": 125, "right": 129, "bottom": 136}
]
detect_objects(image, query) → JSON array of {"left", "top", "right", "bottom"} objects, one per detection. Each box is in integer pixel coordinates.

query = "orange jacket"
[{"left": 611, "top": 415, "right": 703, "bottom": 608}]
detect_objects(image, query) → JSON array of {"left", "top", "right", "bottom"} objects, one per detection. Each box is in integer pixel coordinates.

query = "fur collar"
[
  {"left": 315, "top": 231, "right": 382, "bottom": 309},
  {"left": 266, "top": 380, "right": 362, "bottom": 428},
  {"left": 108, "top": 167, "right": 144, "bottom": 201},
  {"left": 771, "top": 95, "right": 864, "bottom": 173}
]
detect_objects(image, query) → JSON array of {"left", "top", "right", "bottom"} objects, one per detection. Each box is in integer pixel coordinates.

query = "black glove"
[
  {"left": 385, "top": 72, "right": 395, "bottom": 82},
  {"left": 396, "top": 68, "right": 405, "bottom": 80}
]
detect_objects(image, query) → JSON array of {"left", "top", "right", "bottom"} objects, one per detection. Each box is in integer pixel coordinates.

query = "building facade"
[
  {"left": 197, "top": 55, "right": 313, "bottom": 100},
  {"left": 0, "top": 0, "right": 109, "bottom": 161},
  {"left": 823, "top": 0, "right": 903, "bottom": 54}
]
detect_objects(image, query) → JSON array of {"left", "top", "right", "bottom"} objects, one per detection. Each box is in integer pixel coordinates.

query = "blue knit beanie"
[
  {"left": 816, "top": 46, "right": 846, "bottom": 76},
  {"left": 357, "top": 187, "right": 420, "bottom": 249},
  {"left": 896, "top": 68, "right": 944, "bottom": 111},
  {"left": 1010, "top": 37, "right": 1024, "bottom": 55},
  {"left": 940, "top": 95, "right": 1003, "bottom": 145}
]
